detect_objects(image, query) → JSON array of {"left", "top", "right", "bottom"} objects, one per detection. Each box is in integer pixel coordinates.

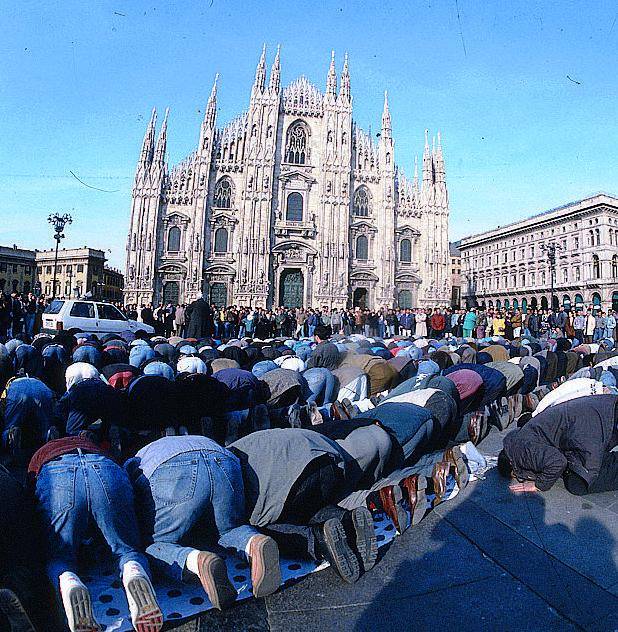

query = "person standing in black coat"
[
  {"left": 185, "top": 295, "right": 214, "bottom": 339},
  {"left": 499, "top": 395, "right": 618, "bottom": 495}
]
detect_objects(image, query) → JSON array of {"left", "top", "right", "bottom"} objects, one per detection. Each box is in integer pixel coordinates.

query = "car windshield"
[{"left": 44, "top": 299, "right": 64, "bottom": 315}]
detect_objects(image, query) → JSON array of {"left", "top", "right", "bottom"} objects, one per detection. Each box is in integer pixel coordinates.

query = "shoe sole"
[
  {"left": 451, "top": 445, "right": 469, "bottom": 489},
  {"left": 125, "top": 576, "right": 163, "bottom": 632},
  {"left": 351, "top": 507, "right": 378, "bottom": 572},
  {"left": 198, "top": 553, "right": 237, "bottom": 611},
  {"left": 410, "top": 477, "right": 428, "bottom": 526},
  {"left": 323, "top": 519, "right": 360, "bottom": 584},
  {"left": 63, "top": 584, "right": 99, "bottom": 632},
  {"left": 0, "top": 588, "right": 36, "bottom": 632},
  {"left": 250, "top": 536, "right": 281, "bottom": 598},
  {"left": 383, "top": 484, "right": 409, "bottom": 534}
]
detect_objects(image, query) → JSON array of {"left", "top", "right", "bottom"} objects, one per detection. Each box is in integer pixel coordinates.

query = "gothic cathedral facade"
[{"left": 124, "top": 47, "right": 450, "bottom": 309}]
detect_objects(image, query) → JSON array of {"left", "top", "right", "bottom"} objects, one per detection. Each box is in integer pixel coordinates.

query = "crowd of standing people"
[{"left": 122, "top": 300, "right": 618, "bottom": 345}]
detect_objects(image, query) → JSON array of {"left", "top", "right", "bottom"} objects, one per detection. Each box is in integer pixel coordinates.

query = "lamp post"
[
  {"left": 47, "top": 213, "right": 72, "bottom": 299},
  {"left": 540, "top": 241, "right": 563, "bottom": 312}
]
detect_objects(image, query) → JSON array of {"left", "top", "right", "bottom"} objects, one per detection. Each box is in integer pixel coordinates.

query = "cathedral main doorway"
[
  {"left": 210, "top": 282, "right": 228, "bottom": 307},
  {"left": 353, "top": 288, "right": 368, "bottom": 309},
  {"left": 279, "top": 268, "right": 304, "bottom": 308},
  {"left": 163, "top": 281, "right": 180, "bottom": 305}
]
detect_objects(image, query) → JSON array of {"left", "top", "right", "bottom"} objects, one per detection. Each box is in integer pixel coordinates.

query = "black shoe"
[
  {"left": 287, "top": 404, "right": 303, "bottom": 429},
  {"left": 0, "top": 589, "right": 36, "bottom": 632},
  {"left": 340, "top": 399, "right": 356, "bottom": 419},
  {"left": 317, "top": 519, "right": 360, "bottom": 584},
  {"left": 344, "top": 507, "right": 378, "bottom": 572},
  {"left": 251, "top": 404, "right": 271, "bottom": 432},
  {"left": 7, "top": 427, "right": 21, "bottom": 455}
]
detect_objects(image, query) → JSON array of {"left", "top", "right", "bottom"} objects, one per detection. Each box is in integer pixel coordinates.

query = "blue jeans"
[
  {"left": 129, "top": 450, "right": 258, "bottom": 581},
  {"left": 25, "top": 313, "right": 36, "bottom": 336},
  {"left": 303, "top": 368, "right": 338, "bottom": 406},
  {"left": 308, "top": 325, "right": 316, "bottom": 337},
  {"left": 2, "top": 377, "right": 56, "bottom": 447},
  {"left": 35, "top": 452, "right": 148, "bottom": 585}
]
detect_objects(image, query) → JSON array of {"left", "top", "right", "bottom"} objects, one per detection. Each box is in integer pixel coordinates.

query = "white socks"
[{"left": 185, "top": 549, "right": 202, "bottom": 576}]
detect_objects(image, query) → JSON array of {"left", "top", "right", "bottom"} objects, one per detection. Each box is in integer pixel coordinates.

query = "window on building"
[
  {"left": 66, "top": 265, "right": 72, "bottom": 274},
  {"left": 575, "top": 266, "right": 580, "bottom": 281},
  {"left": 574, "top": 236, "right": 579, "bottom": 249},
  {"left": 77, "top": 264, "right": 83, "bottom": 273},
  {"left": 0, "top": 263, "right": 6, "bottom": 272},
  {"left": 353, "top": 188, "right": 370, "bottom": 217},
  {"left": 25, "top": 266, "right": 31, "bottom": 274},
  {"left": 12, "top": 265, "right": 17, "bottom": 273},
  {"left": 214, "top": 178, "right": 233, "bottom": 208},
  {"left": 168, "top": 226, "right": 181, "bottom": 252},
  {"left": 541, "top": 271, "right": 546, "bottom": 285},
  {"left": 613, "top": 255, "right": 618, "bottom": 278},
  {"left": 356, "top": 235, "right": 368, "bottom": 260},
  {"left": 595, "top": 228, "right": 601, "bottom": 246},
  {"left": 562, "top": 268, "right": 568, "bottom": 283},
  {"left": 609, "top": 229, "right": 614, "bottom": 246},
  {"left": 286, "top": 192, "right": 303, "bottom": 222},
  {"left": 285, "top": 122, "right": 308, "bottom": 164},
  {"left": 37, "top": 266, "right": 42, "bottom": 274},
  {"left": 593, "top": 254, "right": 600, "bottom": 278},
  {"left": 400, "top": 239, "right": 412, "bottom": 262},
  {"left": 214, "top": 227, "right": 228, "bottom": 253},
  {"left": 530, "top": 272, "right": 536, "bottom": 286}
]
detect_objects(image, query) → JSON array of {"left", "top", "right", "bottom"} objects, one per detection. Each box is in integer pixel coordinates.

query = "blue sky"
[{"left": 2, "top": 0, "right": 617, "bottom": 267}]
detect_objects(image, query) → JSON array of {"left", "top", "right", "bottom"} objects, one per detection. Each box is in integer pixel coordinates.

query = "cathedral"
[{"left": 124, "top": 46, "right": 450, "bottom": 309}]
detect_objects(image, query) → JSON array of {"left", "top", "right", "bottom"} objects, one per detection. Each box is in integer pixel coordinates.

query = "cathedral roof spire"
[
  {"left": 435, "top": 130, "right": 445, "bottom": 183},
  {"left": 326, "top": 50, "right": 337, "bottom": 97},
  {"left": 381, "top": 90, "right": 391, "bottom": 135},
  {"left": 253, "top": 44, "right": 267, "bottom": 93},
  {"left": 153, "top": 107, "right": 169, "bottom": 164},
  {"left": 139, "top": 107, "right": 157, "bottom": 164},
  {"left": 205, "top": 73, "right": 218, "bottom": 127},
  {"left": 422, "top": 129, "right": 432, "bottom": 184},
  {"left": 339, "top": 52, "right": 350, "bottom": 102},
  {"left": 269, "top": 44, "right": 281, "bottom": 93}
]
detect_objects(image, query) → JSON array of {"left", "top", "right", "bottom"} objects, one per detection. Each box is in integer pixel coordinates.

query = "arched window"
[
  {"left": 399, "top": 239, "right": 412, "bottom": 262},
  {"left": 356, "top": 235, "right": 368, "bottom": 260},
  {"left": 214, "top": 227, "right": 228, "bottom": 253},
  {"left": 353, "top": 188, "right": 370, "bottom": 217},
  {"left": 286, "top": 192, "right": 303, "bottom": 222},
  {"left": 562, "top": 268, "right": 568, "bottom": 283},
  {"left": 593, "top": 254, "right": 600, "bottom": 278},
  {"left": 168, "top": 226, "right": 181, "bottom": 252},
  {"left": 595, "top": 228, "right": 601, "bottom": 246},
  {"left": 285, "top": 122, "right": 308, "bottom": 164},
  {"left": 613, "top": 255, "right": 618, "bottom": 278},
  {"left": 214, "top": 178, "right": 233, "bottom": 208}
]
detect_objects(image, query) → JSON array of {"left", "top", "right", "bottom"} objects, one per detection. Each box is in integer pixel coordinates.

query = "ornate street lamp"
[
  {"left": 47, "top": 213, "right": 72, "bottom": 299},
  {"left": 540, "top": 241, "right": 563, "bottom": 312}
]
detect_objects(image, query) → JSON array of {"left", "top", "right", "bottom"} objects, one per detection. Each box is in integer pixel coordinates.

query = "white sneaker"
[
  {"left": 122, "top": 562, "right": 163, "bottom": 632},
  {"left": 58, "top": 572, "right": 100, "bottom": 632}
]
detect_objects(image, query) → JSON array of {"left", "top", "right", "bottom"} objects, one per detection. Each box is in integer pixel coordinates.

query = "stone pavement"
[{"left": 172, "top": 429, "right": 618, "bottom": 632}]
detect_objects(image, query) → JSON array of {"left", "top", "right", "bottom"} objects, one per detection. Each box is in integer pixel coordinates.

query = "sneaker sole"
[
  {"left": 250, "top": 537, "right": 281, "bottom": 598},
  {"left": 351, "top": 507, "right": 378, "bottom": 572},
  {"left": 63, "top": 584, "right": 99, "bottom": 632},
  {"left": 125, "top": 576, "right": 163, "bottom": 632},
  {"left": 198, "top": 553, "right": 237, "bottom": 611},
  {"left": 323, "top": 519, "right": 360, "bottom": 584},
  {"left": 0, "top": 588, "right": 36, "bottom": 632}
]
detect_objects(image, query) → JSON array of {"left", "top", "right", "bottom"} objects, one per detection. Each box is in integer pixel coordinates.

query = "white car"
[{"left": 42, "top": 299, "right": 155, "bottom": 338}]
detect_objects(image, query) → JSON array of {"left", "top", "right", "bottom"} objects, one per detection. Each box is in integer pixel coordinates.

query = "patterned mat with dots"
[{"left": 88, "top": 482, "right": 461, "bottom": 630}]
